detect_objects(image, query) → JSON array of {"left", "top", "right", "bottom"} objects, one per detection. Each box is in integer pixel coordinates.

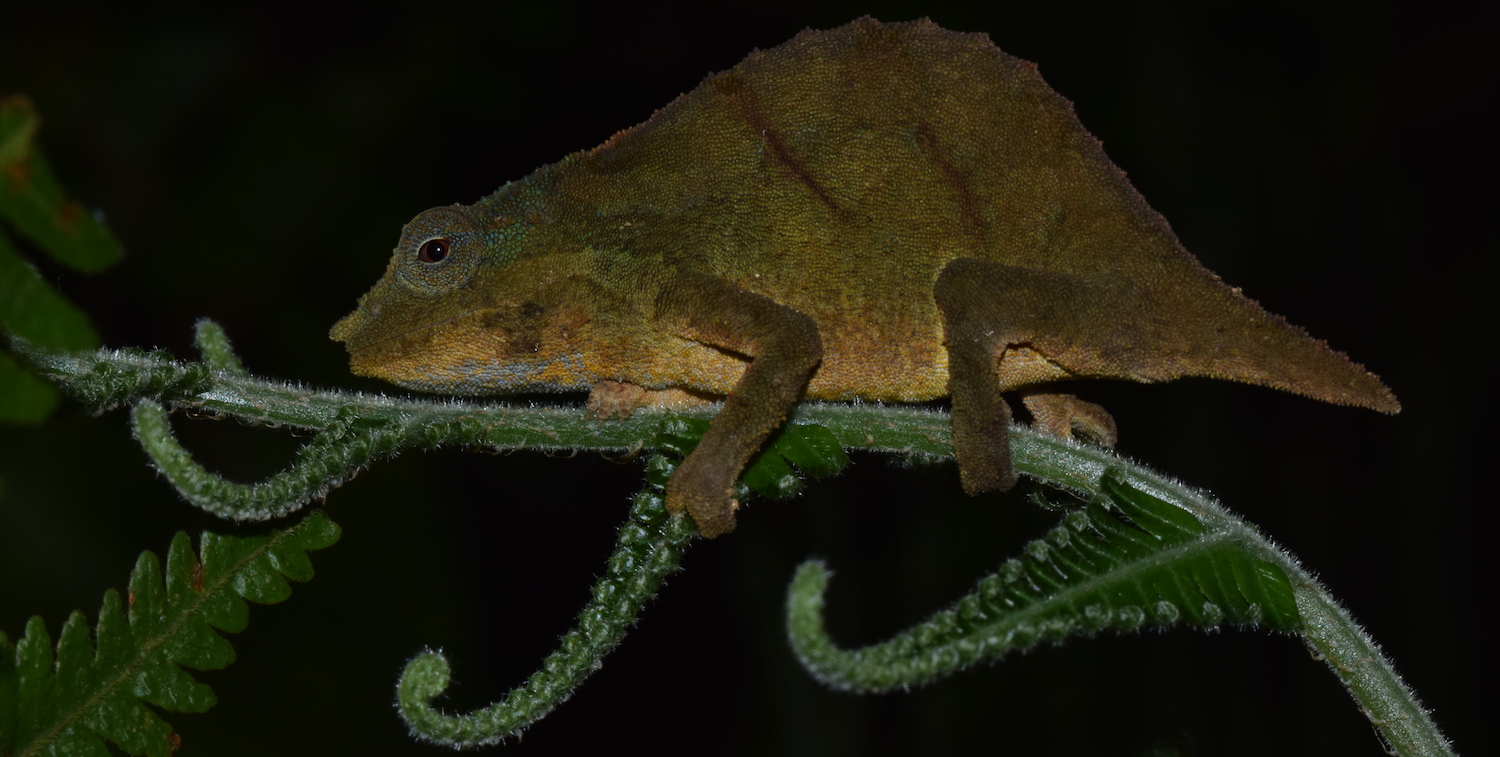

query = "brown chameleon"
[{"left": 331, "top": 18, "right": 1399, "bottom": 537}]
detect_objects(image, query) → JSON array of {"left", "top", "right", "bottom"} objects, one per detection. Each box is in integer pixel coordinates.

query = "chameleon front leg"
[
  {"left": 653, "top": 269, "right": 823, "bottom": 537},
  {"left": 935, "top": 258, "right": 1132, "bottom": 494}
]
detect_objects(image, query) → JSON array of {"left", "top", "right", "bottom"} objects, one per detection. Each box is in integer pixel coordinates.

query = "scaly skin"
[{"left": 330, "top": 18, "right": 1398, "bottom": 536}]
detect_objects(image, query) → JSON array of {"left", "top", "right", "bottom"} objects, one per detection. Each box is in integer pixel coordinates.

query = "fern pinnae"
[
  {"left": 1, "top": 511, "right": 339, "bottom": 757},
  {"left": 13, "top": 331, "right": 1456, "bottom": 755},
  {"left": 191, "top": 318, "right": 247, "bottom": 377},
  {"left": 786, "top": 471, "right": 1303, "bottom": 694}
]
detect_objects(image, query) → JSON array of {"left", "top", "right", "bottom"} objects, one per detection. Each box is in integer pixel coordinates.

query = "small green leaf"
[
  {"left": 643, "top": 450, "right": 677, "bottom": 489},
  {"left": 740, "top": 422, "right": 849, "bottom": 499},
  {"left": 742, "top": 443, "right": 801, "bottom": 498},
  {"left": 1099, "top": 470, "right": 1204, "bottom": 539},
  {"left": 0, "top": 233, "right": 98, "bottom": 350},
  {"left": 653, "top": 416, "right": 709, "bottom": 457},
  {"left": 774, "top": 423, "right": 849, "bottom": 478},
  {"left": 1, "top": 96, "right": 126, "bottom": 427},
  {"left": 653, "top": 417, "right": 849, "bottom": 500},
  {"left": 0, "top": 95, "right": 123, "bottom": 274}
]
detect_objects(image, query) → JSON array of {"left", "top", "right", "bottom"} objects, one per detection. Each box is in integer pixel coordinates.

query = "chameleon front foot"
[{"left": 665, "top": 454, "right": 739, "bottom": 537}]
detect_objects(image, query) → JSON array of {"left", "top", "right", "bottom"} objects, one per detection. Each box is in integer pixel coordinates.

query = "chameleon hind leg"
[
  {"left": 1021, "top": 390, "right": 1118, "bottom": 447},
  {"left": 935, "top": 258, "right": 1139, "bottom": 494}
]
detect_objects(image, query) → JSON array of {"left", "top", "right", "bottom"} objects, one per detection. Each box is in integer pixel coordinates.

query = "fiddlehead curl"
[{"left": 396, "top": 463, "right": 697, "bottom": 746}]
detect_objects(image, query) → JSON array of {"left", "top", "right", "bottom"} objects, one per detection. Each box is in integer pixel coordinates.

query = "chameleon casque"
[{"left": 331, "top": 18, "right": 1399, "bottom": 537}]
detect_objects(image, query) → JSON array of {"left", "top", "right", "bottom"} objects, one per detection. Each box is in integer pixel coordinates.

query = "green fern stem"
[
  {"left": 11, "top": 332, "right": 1455, "bottom": 756},
  {"left": 1296, "top": 586, "right": 1452, "bottom": 756},
  {"left": 786, "top": 469, "right": 1453, "bottom": 757},
  {"left": 130, "top": 400, "right": 395, "bottom": 521},
  {"left": 396, "top": 470, "right": 696, "bottom": 746}
]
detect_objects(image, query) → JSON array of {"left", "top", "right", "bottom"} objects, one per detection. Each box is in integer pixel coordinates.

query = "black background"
[{"left": 2, "top": 1, "right": 1492, "bottom": 755}]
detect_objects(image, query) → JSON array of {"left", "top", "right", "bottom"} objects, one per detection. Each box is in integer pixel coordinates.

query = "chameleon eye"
[
  {"left": 394, "top": 206, "right": 482, "bottom": 296},
  {"left": 418, "top": 238, "right": 450, "bottom": 263}
]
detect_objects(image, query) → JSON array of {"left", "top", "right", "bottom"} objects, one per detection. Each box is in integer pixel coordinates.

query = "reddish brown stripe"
[
  {"left": 715, "top": 72, "right": 850, "bottom": 220},
  {"left": 915, "top": 121, "right": 985, "bottom": 240}
]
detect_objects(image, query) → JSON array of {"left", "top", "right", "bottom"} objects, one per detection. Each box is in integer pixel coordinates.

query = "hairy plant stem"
[
  {"left": 1020, "top": 438, "right": 1454, "bottom": 757},
  {"left": 15, "top": 339, "right": 1454, "bottom": 755},
  {"left": 398, "top": 481, "right": 696, "bottom": 745}
]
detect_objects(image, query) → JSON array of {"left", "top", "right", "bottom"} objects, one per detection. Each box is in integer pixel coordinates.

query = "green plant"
[
  {"left": 0, "top": 95, "right": 1455, "bottom": 757},
  {"left": 0, "top": 511, "right": 337, "bottom": 756},
  {"left": 5, "top": 331, "right": 1455, "bottom": 756},
  {"left": 0, "top": 94, "right": 121, "bottom": 427}
]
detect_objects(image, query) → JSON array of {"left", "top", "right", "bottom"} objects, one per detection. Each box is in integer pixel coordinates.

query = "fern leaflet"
[
  {"left": 0, "top": 510, "right": 339, "bottom": 757},
  {"left": 0, "top": 94, "right": 124, "bottom": 425},
  {"left": 786, "top": 471, "right": 1301, "bottom": 692}
]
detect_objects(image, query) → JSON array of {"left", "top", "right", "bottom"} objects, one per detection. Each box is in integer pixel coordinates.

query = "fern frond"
[
  {"left": 0, "top": 95, "right": 124, "bottom": 426},
  {"left": 14, "top": 331, "right": 1455, "bottom": 756},
  {"left": 786, "top": 471, "right": 1301, "bottom": 692},
  {"left": 0, "top": 95, "right": 123, "bottom": 274},
  {"left": 397, "top": 457, "right": 696, "bottom": 747},
  {"left": 0, "top": 511, "right": 339, "bottom": 757}
]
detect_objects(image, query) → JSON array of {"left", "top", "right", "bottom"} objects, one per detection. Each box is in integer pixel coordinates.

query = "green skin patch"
[{"left": 332, "top": 17, "right": 1398, "bottom": 537}]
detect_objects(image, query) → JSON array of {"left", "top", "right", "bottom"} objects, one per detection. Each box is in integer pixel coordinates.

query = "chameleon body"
[{"left": 331, "top": 18, "right": 1398, "bottom": 536}]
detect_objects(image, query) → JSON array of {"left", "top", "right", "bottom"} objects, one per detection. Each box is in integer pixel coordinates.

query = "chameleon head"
[
  {"left": 330, "top": 204, "right": 607, "bottom": 395},
  {"left": 332, "top": 205, "right": 507, "bottom": 392}
]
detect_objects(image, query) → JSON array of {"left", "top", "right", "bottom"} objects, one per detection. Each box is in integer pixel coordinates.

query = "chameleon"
[{"left": 331, "top": 17, "right": 1399, "bottom": 538}]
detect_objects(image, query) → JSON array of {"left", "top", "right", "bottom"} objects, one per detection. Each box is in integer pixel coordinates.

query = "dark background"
[{"left": 2, "top": 1, "right": 1492, "bottom": 755}]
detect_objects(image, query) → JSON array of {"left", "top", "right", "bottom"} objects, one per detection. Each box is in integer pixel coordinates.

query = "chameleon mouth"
[
  {"left": 328, "top": 311, "right": 363, "bottom": 344},
  {"left": 331, "top": 306, "right": 537, "bottom": 388},
  {"left": 331, "top": 305, "right": 490, "bottom": 360}
]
